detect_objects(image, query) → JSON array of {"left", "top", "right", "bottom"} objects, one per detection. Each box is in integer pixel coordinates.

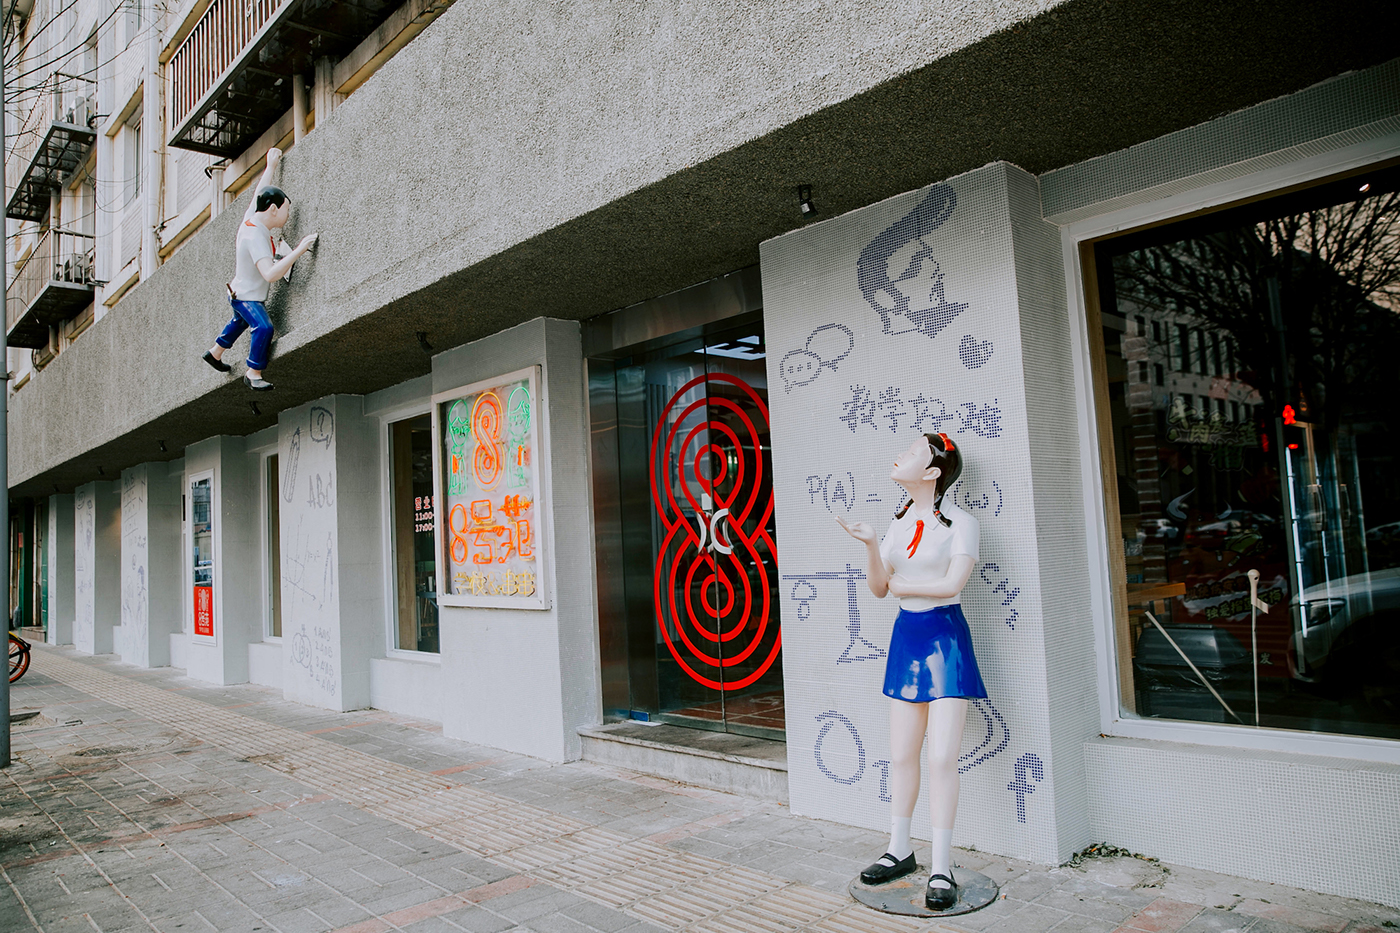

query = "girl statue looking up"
[{"left": 837, "top": 432, "right": 986, "bottom": 912}]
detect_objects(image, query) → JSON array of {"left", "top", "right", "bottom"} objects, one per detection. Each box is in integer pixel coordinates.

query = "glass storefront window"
[
  {"left": 390, "top": 414, "right": 438, "bottom": 652},
  {"left": 1095, "top": 167, "right": 1400, "bottom": 741}
]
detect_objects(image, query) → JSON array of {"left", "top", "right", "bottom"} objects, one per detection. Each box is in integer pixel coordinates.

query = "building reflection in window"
[{"left": 1096, "top": 167, "right": 1400, "bottom": 740}]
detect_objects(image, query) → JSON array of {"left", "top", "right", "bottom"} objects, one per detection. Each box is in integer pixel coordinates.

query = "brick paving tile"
[{"left": 5, "top": 647, "right": 1399, "bottom": 933}]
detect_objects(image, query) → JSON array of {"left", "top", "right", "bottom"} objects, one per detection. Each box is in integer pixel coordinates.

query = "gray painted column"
[
  {"left": 433, "top": 319, "right": 602, "bottom": 762},
  {"left": 760, "top": 162, "right": 1092, "bottom": 865},
  {"left": 183, "top": 437, "right": 260, "bottom": 685},
  {"left": 46, "top": 494, "right": 74, "bottom": 645},
  {"left": 73, "top": 482, "right": 120, "bottom": 655},
  {"left": 277, "top": 395, "right": 384, "bottom": 711},
  {"left": 119, "top": 463, "right": 183, "bottom": 667}
]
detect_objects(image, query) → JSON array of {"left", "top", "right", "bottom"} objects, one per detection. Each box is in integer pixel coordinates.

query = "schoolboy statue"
[
  {"left": 837, "top": 432, "right": 986, "bottom": 912},
  {"left": 203, "top": 146, "right": 317, "bottom": 391}
]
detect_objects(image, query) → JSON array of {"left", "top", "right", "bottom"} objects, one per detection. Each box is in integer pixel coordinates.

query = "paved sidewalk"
[{"left": 2, "top": 646, "right": 1396, "bottom": 933}]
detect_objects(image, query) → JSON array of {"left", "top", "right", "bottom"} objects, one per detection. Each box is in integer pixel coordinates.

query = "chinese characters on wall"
[{"left": 433, "top": 367, "right": 549, "bottom": 609}]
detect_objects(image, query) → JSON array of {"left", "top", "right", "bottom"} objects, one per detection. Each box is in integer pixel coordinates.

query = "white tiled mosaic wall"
[{"left": 761, "top": 162, "right": 1090, "bottom": 865}]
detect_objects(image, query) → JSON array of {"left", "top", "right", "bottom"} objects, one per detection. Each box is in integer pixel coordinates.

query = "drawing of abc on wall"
[{"left": 431, "top": 366, "right": 550, "bottom": 610}]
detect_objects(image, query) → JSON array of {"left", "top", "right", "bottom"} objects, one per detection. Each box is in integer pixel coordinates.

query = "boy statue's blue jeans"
[{"left": 215, "top": 299, "right": 273, "bottom": 370}]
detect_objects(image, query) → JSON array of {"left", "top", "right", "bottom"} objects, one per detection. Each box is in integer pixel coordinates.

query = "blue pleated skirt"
[{"left": 882, "top": 604, "right": 988, "bottom": 703}]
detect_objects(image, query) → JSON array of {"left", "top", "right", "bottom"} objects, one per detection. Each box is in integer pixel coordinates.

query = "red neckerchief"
[{"left": 907, "top": 518, "right": 924, "bottom": 558}]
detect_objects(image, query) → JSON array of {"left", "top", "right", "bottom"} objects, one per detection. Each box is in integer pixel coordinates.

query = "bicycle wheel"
[{"left": 9, "top": 634, "right": 30, "bottom": 683}]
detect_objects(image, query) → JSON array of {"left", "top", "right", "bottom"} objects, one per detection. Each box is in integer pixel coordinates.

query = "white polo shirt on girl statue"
[{"left": 878, "top": 499, "right": 979, "bottom": 612}]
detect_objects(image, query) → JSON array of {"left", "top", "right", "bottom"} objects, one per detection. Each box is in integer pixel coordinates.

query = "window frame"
[
  {"left": 1062, "top": 137, "right": 1400, "bottom": 766},
  {"left": 377, "top": 400, "right": 443, "bottom": 661}
]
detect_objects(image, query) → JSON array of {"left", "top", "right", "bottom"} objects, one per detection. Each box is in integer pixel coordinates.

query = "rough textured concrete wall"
[
  {"left": 433, "top": 318, "right": 600, "bottom": 762},
  {"left": 9, "top": 2, "right": 1396, "bottom": 498},
  {"left": 46, "top": 494, "right": 74, "bottom": 645},
  {"left": 119, "top": 466, "right": 150, "bottom": 664}
]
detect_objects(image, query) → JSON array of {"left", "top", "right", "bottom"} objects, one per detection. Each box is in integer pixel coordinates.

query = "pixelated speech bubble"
[
  {"left": 779, "top": 348, "right": 822, "bottom": 391},
  {"left": 778, "top": 323, "right": 857, "bottom": 392}
]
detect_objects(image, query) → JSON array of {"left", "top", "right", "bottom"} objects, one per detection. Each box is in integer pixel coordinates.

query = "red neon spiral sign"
[{"left": 650, "top": 372, "right": 781, "bottom": 692}]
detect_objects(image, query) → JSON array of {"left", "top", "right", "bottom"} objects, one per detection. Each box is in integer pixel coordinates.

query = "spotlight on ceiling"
[{"left": 797, "top": 185, "right": 816, "bottom": 219}]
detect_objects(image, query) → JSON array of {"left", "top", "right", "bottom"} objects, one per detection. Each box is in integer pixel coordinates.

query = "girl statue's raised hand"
[{"left": 838, "top": 432, "right": 986, "bottom": 912}]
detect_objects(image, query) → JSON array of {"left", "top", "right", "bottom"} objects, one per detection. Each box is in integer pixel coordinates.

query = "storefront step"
[{"left": 578, "top": 722, "right": 789, "bottom": 803}]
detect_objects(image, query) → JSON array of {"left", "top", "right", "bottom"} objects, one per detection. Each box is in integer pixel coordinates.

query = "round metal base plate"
[{"left": 848, "top": 864, "right": 1000, "bottom": 918}]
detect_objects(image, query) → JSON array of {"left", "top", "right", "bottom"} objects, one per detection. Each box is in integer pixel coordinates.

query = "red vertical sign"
[{"left": 193, "top": 586, "right": 214, "bottom": 637}]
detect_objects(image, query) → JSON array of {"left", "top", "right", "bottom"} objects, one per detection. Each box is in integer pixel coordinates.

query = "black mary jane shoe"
[
  {"left": 925, "top": 872, "right": 958, "bottom": 911},
  {"left": 860, "top": 851, "right": 917, "bottom": 885}
]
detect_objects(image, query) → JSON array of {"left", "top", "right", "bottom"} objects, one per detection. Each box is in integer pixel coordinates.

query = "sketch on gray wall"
[
  {"left": 857, "top": 185, "right": 967, "bottom": 341},
  {"left": 782, "top": 565, "right": 885, "bottom": 664},
  {"left": 284, "top": 518, "right": 335, "bottom": 610},
  {"left": 958, "top": 335, "right": 994, "bottom": 369},
  {"left": 282, "top": 425, "right": 302, "bottom": 501},
  {"left": 1007, "top": 752, "right": 1044, "bottom": 823},
  {"left": 839, "top": 386, "right": 1003, "bottom": 439},
  {"left": 310, "top": 406, "right": 334, "bottom": 447},
  {"left": 779, "top": 323, "right": 856, "bottom": 392},
  {"left": 283, "top": 426, "right": 302, "bottom": 502}
]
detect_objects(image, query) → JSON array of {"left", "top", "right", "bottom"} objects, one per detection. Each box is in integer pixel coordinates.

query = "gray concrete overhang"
[{"left": 8, "top": 0, "right": 1399, "bottom": 500}]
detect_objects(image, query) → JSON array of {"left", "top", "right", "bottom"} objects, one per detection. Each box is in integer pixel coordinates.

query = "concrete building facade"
[{"left": 6, "top": 0, "right": 1400, "bottom": 909}]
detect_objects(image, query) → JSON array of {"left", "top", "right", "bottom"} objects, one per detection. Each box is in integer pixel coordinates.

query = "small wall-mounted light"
[
  {"left": 158, "top": 440, "right": 167, "bottom": 452},
  {"left": 797, "top": 185, "right": 816, "bottom": 218},
  {"left": 250, "top": 401, "right": 262, "bottom": 416},
  {"left": 97, "top": 466, "right": 104, "bottom": 476},
  {"left": 417, "top": 331, "right": 434, "bottom": 353},
  {"left": 1360, "top": 182, "right": 1371, "bottom": 193}
]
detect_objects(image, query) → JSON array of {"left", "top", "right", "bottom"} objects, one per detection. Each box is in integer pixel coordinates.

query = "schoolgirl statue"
[{"left": 837, "top": 432, "right": 985, "bottom": 912}]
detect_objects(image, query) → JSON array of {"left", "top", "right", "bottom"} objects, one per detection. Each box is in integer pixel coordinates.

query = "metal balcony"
[
  {"left": 5, "top": 74, "right": 97, "bottom": 223},
  {"left": 168, "top": 0, "right": 397, "bottom": 157},
  {"left": 6, "top": 230, "right": 97, "bottom": 348}
]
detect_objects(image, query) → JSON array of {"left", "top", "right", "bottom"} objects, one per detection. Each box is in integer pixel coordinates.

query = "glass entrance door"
[{"left": 592, "top": 322, "right": 784, "bottom": 739}]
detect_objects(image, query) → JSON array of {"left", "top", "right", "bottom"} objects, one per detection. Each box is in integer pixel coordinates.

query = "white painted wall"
[
  {"left": 183, "top": 437, "right": 261, "bottom": 684},
  {"left": 369, "top": 657, "right": 441, "bottom": 722},
  {"left": 46, "top": 494, "right": 75, "bottom": 645},
  {"left": 119, "top": 462, "right": 183, "bottom": 667},
  {"left": 277, "top": 395, "right": 384, "bottom": 711},
  {"left": 433, "top": 318, "right": 601, "bottom": 762},
  {"left": 73, "top": 481, "right": 120, "bottom": 654}
]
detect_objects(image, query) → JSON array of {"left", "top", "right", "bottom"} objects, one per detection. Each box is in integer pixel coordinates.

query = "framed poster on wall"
[
  {"left": 431, "top": 366, "right": 549, "bottom": 609},
  {"left": 189, "top": 471, "right": 217, "bottom": 643}
]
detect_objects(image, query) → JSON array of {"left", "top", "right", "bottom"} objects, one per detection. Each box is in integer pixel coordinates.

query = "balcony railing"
[
  {"left": 5, "top": 72, "right": 97, "bottom": 223},
  {"left": 168, "top": 0, "right": 401, "bottom": 157},
  {"left": 6, "top": 230, "right": 97, "bottom": 348}
]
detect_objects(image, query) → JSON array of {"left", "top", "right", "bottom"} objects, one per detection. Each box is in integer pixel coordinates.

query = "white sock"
[
  {"left": 928, "top": 827, "right": 953, "bottom": 887},
  {"left": 888, "top": 817, "right": 913, "bottom": 860}
]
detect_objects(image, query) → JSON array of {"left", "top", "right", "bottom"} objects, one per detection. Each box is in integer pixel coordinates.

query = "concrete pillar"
[
  {"left": 73, "top": 482, "right": 120, "bottom": 655},
  {"left": 277, "top": 395, "right": 383, "bottom": 711},
  {"left": 118, "top": 463, "right": 183, "bottom": 667},
  {"left": 209, "top": 166, "right": 225, "bottom": 220},
  {"left": 183, "top": 437, "right": 260, "bottom": 685},
  {"left": 292, "top": 74, "right": 307, "bottom": 143},
  {"left": 46, "top": 494, "right": 74, "bottom": 645},
  {"left": 433, "top": 319, "right": 602, "bottom": 762},
  {"left": 760, "top": 162, "right": 1094, "bottom": 864},
  {"left": 312, "top": 57, "right": 337, "bottom": 125}
]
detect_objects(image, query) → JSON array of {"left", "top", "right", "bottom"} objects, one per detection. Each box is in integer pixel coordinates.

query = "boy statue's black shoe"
[
  {"left": 202, "top": 351, "right": 232, "bottom": 373},
  {"left": 925, "top": 873, "right": 958, "bottom": 911},
  {"left": 860, "top": 851, "right": 916, "bottom": 885}
]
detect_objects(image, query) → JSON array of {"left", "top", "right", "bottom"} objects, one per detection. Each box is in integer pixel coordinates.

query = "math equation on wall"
[{"left": 431, "top": 366, "right": 549, "bottom": 610}]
